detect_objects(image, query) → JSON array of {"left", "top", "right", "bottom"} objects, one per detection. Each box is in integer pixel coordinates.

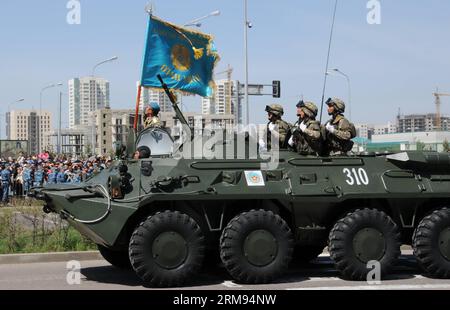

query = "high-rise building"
[
  {"left": 45, "top": 128, "right": 89, "bottom": 155},
  {"left": 68, "top": 77, "right": 110, "bottom": 129},
  {"left": 92, "top": 108, "right": 146, "bottom": 156},
  {"left": 355, "top": 123, "right": 369, "bottom": 139},
  {"left": 93, "top": 108, "right": 113, "bottom": 155},
  {"left": 159, "top": 111, "right": 235, "bottom": 139},
  {"left": 137, "top": 82, "right": 177, "bottom": 113},
  {"left": 202, "top": 79, "right": 242, "bottom": 125},
  {"left": 7, "top": 109, "right": 52, "bottom": 154},
  {"left": 111, "top": 109, "right": 143, "bottom": 145},
  {"left": 356, "top": 122, "right": 397, "bottom": 140},
  {"left": 373, "top": 122, "right": 397, "bottom": 135},
  {"left": 397, "top": 113, "right": 450, "bottom": 133}
]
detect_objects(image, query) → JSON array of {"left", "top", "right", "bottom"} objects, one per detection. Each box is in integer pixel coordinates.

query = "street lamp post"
[
  {"left": 3, "top": 98, "right": 25, "bottom": 140},
  {"left": 8, "top": 98, "right": 25, "bottom": 113},
  {"left": 90, "top": 56, "right": 119, "bottom": 155},
  {"left": 0, "top": 114, "right": 4, "bottom": 154},
  {"left": 184, "top": 10, "right": 220, "bottom": 27},
  {"left": 92, "top": 56, "right": 119, "bottom": 77},
  {"left": 327, "top": 68, "right": 352, "bottom": 120},
  {"left": 39, "top": 83, "right": 62, "bottom": 154},
  {"left": 58, "top": 92, "right": 64, "bottom": 154},
  {"left": 40, "top": 83, "right": 63, "bottom": 116}
]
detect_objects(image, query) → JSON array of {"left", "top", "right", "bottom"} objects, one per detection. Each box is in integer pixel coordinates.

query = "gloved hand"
[
  {"left": 299, "top": 122, "right": 307, "bottom": 132},
  {"left": 325, "top": 122, "right": 336, "bottom": 134},
  {"left": 288, "top": 136, "right": 295, "bottom": 147},
  {"left": 259, "top": 139, "right": 267, "bottom": 151}
]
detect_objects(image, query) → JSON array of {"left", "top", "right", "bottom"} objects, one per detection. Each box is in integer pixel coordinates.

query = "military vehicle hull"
[{"left": 35, "top": 148, "right": 450, "bottom": 286}]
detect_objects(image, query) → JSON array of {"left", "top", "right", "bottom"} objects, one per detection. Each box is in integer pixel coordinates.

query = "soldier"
[
  {"left": 324, "top": 98, "right": 356, "bottom": 155},
  {"left": 33, "top": 165, "right": 45, "bottom": 187},
  {"left": 260, "top": 104, "right": 291, "bottom": 150},
  {"left": 288, "top": 101, "right": 323, "bottom": 155},
  {"left": 72, "top": 170, "right": 82, "bottom": 184},
  {"left": 144, "top": 102, "right": 162, "bottom": 129},
  {"left": 22, "top": 163, "right": 32, "bottom": 196},
  {"left": 56, "top": 168, "right": 67, "bottom": 184},
  {"left": 1, "top": 164, "right": 11, "bottom": 204},
  {"left": 47, "top": 168, "right": 57, "bottom": 185}
]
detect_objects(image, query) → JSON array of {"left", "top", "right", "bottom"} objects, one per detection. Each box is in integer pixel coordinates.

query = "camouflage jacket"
[
  {"left": 292, "top": 118, "right": 322, "bottom": 155},
  {"left": 265, "top": 118, "right": 292, "bottom": 149},
  {"left": 325, "top": 114, "right": 354, "bottom": 153},
  {"left": 144, "top": 116, "right": 162, "bottom": 129}
]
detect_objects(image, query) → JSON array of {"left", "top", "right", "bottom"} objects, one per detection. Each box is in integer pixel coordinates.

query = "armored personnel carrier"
[{"left": 32, "top": 95, "right": 450, "bottom": 287}]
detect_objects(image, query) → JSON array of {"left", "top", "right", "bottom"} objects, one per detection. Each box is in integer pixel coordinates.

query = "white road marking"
[
  {"left": 222, "top": 281, "right": 243, "bottom": 288},
  {"left": 305, "top": 277, "right": 341, "bottom": 282},
  {"left": 287, "top": 284, "right": 450, "bottom": 290}
]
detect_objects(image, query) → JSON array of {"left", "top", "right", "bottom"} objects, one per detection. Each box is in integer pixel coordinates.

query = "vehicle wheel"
[
  {"left": 98, "top": 245, "right": 131, "bottom": 269},
  {"left": 413, "top": 207, "right": 450, "bottom": 278},
  {"left": 293, "top": 245, "right": 325, "bottom": 264},
  {"left": 220, "top": 209, "right": 294, "bottom": 284},
  {"left": 128, "top": 210, "right": 205, "bottom": 287},
  {"left": 328, "top": 208, "right": 401, "bottom": 281}
]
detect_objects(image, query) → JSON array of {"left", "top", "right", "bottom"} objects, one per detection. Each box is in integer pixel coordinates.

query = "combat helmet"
[
  {"left": 146, "top": 102, "right": 161, "bottom": 115},
  {"left": 326, "top": 98, "right": 346, "bottom": 113},
  {"left": 297, "top": 100, "right": 318, "bottom": 118},
  {"left": 265, "top": 104, "right": 284, "bottom": 117}
]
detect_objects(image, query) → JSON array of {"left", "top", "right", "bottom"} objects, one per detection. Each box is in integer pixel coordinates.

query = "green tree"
[
  {"left": 84, "top": 144, "right": 92, "bottom": 156},
  {"left": 416, "top": 141, "right": 425, "bottom": 151},
  {"left": 443, "top": 139, "right": 450, "bottom": 152}
]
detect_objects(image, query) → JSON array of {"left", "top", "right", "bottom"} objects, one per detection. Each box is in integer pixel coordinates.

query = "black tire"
[
  {"left": 328, "top": 208, "right": 401, "bottom": 281},
  {"left": 293, "top": 245, "right": 325, "bottom": 264},
  {"left": 413, "top": 207, "right": 450, "bottom": 278},
  {"left": 98, "top": 245, "right": 131, "bottom": 269},
  {"left": 129, "top": 211, "right": 205, "bottom": 287},
  {"left": 220, "top": 209, "right": 294, "bottom": 284}
]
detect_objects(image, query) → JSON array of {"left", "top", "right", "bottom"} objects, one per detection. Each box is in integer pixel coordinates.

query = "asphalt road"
[{"left": 1, "top": 249, "right": 449, "bottom": 290}]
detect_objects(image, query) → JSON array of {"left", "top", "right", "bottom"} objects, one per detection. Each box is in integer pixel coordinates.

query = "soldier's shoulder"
[
  {"left": 307, "top": 119, "right": 321, "bottom": 126},
  {"left": 278, "top": 119, "right": 292, "bottom": 128},
  {"left": 337, "top": 116, "right": 351, "bottom": 127}
]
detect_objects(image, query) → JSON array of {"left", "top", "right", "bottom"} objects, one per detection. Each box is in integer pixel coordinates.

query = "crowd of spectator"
[{"left": 0, "top": 151, "right": 113, "bottom": 204}]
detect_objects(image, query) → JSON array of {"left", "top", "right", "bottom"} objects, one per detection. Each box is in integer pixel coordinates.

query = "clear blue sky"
[{"left": 1, "top": 0, "right": 450, "bottom": 133}]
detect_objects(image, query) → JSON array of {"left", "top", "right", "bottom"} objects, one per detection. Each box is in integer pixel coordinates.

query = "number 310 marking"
[{"left": 343, "top": 168, "right": 369, "bottom": 186}]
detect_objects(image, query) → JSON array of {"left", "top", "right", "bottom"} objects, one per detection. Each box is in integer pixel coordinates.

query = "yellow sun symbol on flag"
[{"left": 171, "top": 44, "right": 191, "bottom": 71}]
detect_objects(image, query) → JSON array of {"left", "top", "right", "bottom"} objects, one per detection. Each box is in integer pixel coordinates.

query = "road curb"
[{"left": 0, "top": 251, "right": 102, "bottom": 265}]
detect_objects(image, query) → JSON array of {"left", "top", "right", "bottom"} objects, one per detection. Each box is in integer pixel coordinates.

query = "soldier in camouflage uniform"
[
  {"left": 144, "top": 102, "right": 162, "bottom": 129},
  {"left": 324, "top": 98, "right": 355, "bottom": 155},
  {"left": 259, "top": 104, "right": 291, "bottom": 150},
  {"left": 288, "top": 101, "right": 323, "bottom": 155}
]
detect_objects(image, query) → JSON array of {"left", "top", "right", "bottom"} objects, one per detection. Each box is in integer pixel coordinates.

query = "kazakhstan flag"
[{"left": 140, "top": 15, "right": 220, "bottom": 97}]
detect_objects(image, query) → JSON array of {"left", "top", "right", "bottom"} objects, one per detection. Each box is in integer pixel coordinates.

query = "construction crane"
[
  {"left": 214, "top": 65, "right": 234, "bottom": 114},
  {"left": 215, "top": 64, "right": 233, "bottom": 81},
  {"left": 433, "top": 88, "right": 450, "bottom": 130}
]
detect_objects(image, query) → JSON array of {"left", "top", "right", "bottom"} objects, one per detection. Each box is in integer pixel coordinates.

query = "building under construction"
[{"left": 396, "top": 113, "right": 450, "bottom": 133}]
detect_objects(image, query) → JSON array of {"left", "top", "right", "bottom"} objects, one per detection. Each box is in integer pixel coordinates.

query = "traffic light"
[{"left": 272, "top": 80, "right": 281, "bottom": 98}]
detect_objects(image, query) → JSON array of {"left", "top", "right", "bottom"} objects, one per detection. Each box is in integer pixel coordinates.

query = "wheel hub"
[
  {"left": 243, "top": 230, "right": 278, "bottom": 266},
  {"left": 439, "top": 228, "right": 450, "bottom": 261},
  {"left": 352, "top": 227, "right": 386, "bottom": 263},
  {"left": 152, "top": 231, "right": 187, "bottom": 269}
]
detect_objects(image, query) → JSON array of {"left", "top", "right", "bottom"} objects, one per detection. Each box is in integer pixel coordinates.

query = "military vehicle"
[{"left": 32, "top": 82, "right": 450, "bottom": 287}]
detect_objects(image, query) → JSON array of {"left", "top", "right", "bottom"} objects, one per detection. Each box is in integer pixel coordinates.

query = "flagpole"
[
  {"left": 136, "top": 4, "right": 153, "bottom": 132},
  {"left": 134, "top": 83, "right": 142, "bottom": 131}
]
